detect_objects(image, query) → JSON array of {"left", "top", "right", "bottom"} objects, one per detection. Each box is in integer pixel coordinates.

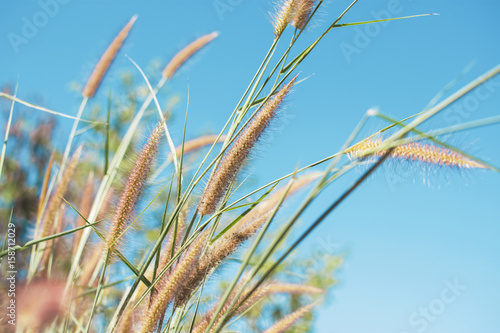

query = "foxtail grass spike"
[
  {"left": 235, "top": 282, "right": 323, "bottom": 315},
  {"left": 198, "top": 76, "right": 298, "bottom": 215},
  {"left": 82, "top": 15, "right": 137, "bottom": 98},
  {"left": 138, "top": 232, "right": 207, "bottom": 333},
  {"left": 292, "top": 0, "right": 315, "bottom": 30},
  {"left": 40, "top": 146, "right": 82, "bottom": 239},
  {"left": 197, "top": 173, "right": 319, "bottom": 284},
  {"left": 347, "top": 138, "right": 487, "bottom": 169},
  {"left": 263, "top": 302, "right": 316, "bottom": 333},
  {"left": 105, "top": 122, "right": 162, "bottom": 257},
  {"left": 272, "top": 0, "right": 296, "bottom": 37},
  {"left": 162, "top": 32, "right": 219, "bottom": 79}
]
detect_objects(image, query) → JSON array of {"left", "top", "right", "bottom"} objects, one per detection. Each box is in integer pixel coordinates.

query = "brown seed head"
[
  {"left": 263, "top": 302, "right": 316, "bottom": 333},
  {"left": 347, "top": 138, "right": 487, "bottom": 169},
  {"left": 198, "top": 76, "right": 298, "bottom": 215},
  {"left": 272, "top": 0, "right": 296, "bottom": 37},
  {"left": 82, "top": 15, "right": 137, "bottom": 98},
  {"left": 105, "top": 123, "right": 162, "bottom": 257},
  {"left": 174, "top": 134, "right": 226, "bottom": 158},
  {"left": 139, "top": 232, "right": 208, "bottom": 333},
  {"left": 291, "top": 0, "right": 315, "bottom": 30},
  {"left": 235, "top": 282, "right": 322, "bottom": 316},
  {"left": 40, "top": 146, "right": 82, "bottom": 239},
  {"left": 162, "top": 32, "right": 219, "bottom": 79}
]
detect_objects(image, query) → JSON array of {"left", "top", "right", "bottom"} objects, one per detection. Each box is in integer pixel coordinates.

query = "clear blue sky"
[{"left": 1, "top": 1, "right": 500, "bottom": 332}]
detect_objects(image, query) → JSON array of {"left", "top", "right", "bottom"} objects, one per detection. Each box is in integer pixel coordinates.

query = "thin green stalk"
[
  {"left": 374, "top": 112, "right": 499, "bottom": 171},
  {"left": 105, "top": 91, "right": 112, "bottom": 174},
  {"left": 0, "top": 83, "right": 16, "bottom": 181},
  {"left": 60, "top": 97, "right": 88, "bottom": 174},
  {"left": 0, "top": 92, "right": 99, "bottom": 124},
  {"left": 0, "top": 220, "right": 102, "bottom": 258},
  {"left": 128, "top": 56, "right": 179, "bottom": 173},
  {"left": 388, "top": 64, "right": 500, "bottom": 141},
  {"left": 85, "top": 250, "right": 110, "bottom": 333}
]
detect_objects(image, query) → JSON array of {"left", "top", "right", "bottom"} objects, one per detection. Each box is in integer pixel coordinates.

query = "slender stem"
[{"left": 61, "top": 97, "right": 88, "bottom": 175}]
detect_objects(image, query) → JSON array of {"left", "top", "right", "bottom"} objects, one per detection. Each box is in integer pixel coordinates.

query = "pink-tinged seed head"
[
  {"left": 162, "top": 32, "right": 218, "bottom": 79},
  {"left": 82, "top": 15, "right": 137, "bottom": 98},
  {"left": 198, "top": 76, "right": 298, "bottom": 215}
]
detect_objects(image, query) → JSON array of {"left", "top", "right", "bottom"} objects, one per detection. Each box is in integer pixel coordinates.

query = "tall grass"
[{"left": 1, "top": 1, "right": 499, "bottom": 332}]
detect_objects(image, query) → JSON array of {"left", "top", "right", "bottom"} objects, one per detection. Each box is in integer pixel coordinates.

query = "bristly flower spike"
[
  {"left": 138, "top": 232, "right": 208, "bottom": 333},
  {"left": 263, "top": 302, "right": 317, "bottom": 333},
  {"left": 40, "top": 146, "right": 82, "bottom": 239},
  {"left": 105, "top": 122, "right": 163, "bottom": 257},
  {"left": 198, "top": 75, "right": 298, "bottom": 215},
  {"left": 82, "top": 15, "right": 137, "bottom": 98},
  {"left": 272, "top": 0, "right": 296, "bottom": 37},
  {"left": 162, "top": 32, "right": 219, "bottom": 79},
  {"left": 292, "top": 0, "right": 315, "bottom": 30},
  {"left": 347, "top": 138, "right": 487, "bottom": 169}
]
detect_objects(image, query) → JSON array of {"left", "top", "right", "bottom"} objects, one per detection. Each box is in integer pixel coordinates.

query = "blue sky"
[{"left": 1, "top": 1, "right": 500, "bottom": 332}]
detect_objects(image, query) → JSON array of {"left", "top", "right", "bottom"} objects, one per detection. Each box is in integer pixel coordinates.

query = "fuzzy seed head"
[
  {"left": 263, "top": 303, "right": 316, "bottom": 333},
  {"left": 272, "top": 0, "right": 296, "bottom": 37},
  {"left": 291, "top": 0, "right": 315, "bottom": 30},
  {"left": 40, "top": 203, "right": 67, "bottom": 270},
  {"left": 116, "top": 304, "right": 136, "bottom": 333},
  {"left": 198, "top": 173, "right": 319, "bottom": 279},
  {"left": 347, "top": 138, "right": 487, "bottom": 169},
  {"left": 235, "top": 282, "right": 322, "bottom": 316},
  {"left": 193, "top": 282, "right": 321, "bottom": 333},
  {"left": 40, "top": 146, "right": 82, "bottom": 239},
  {"left": 139, "top": 232, "right": 207, "bottom": 333},
  {"left": 198, "top": 76, "right": 298, "bottom": 215},
  {"left": 105, "top": 123, "right": 162, "bottom": 257},
  {"left": 73, "top": 171, "right": 94, "bottom": 256},
  {"left": 162, "top": 32, "right": 219, "bottom": 79},
  {"left": 78, "top": 243, "right": 104, "bottom": 287},
  {"left": 173, "top": 134, "right": 226, "bottom": 159},
  {"left": 82, "top": 15, "right": 137, "bottom": 98}
]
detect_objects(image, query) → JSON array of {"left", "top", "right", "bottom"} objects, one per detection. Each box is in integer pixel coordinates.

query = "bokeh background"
[{"left": 1, "top": 1, "right": 499, "bottom": 332}]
